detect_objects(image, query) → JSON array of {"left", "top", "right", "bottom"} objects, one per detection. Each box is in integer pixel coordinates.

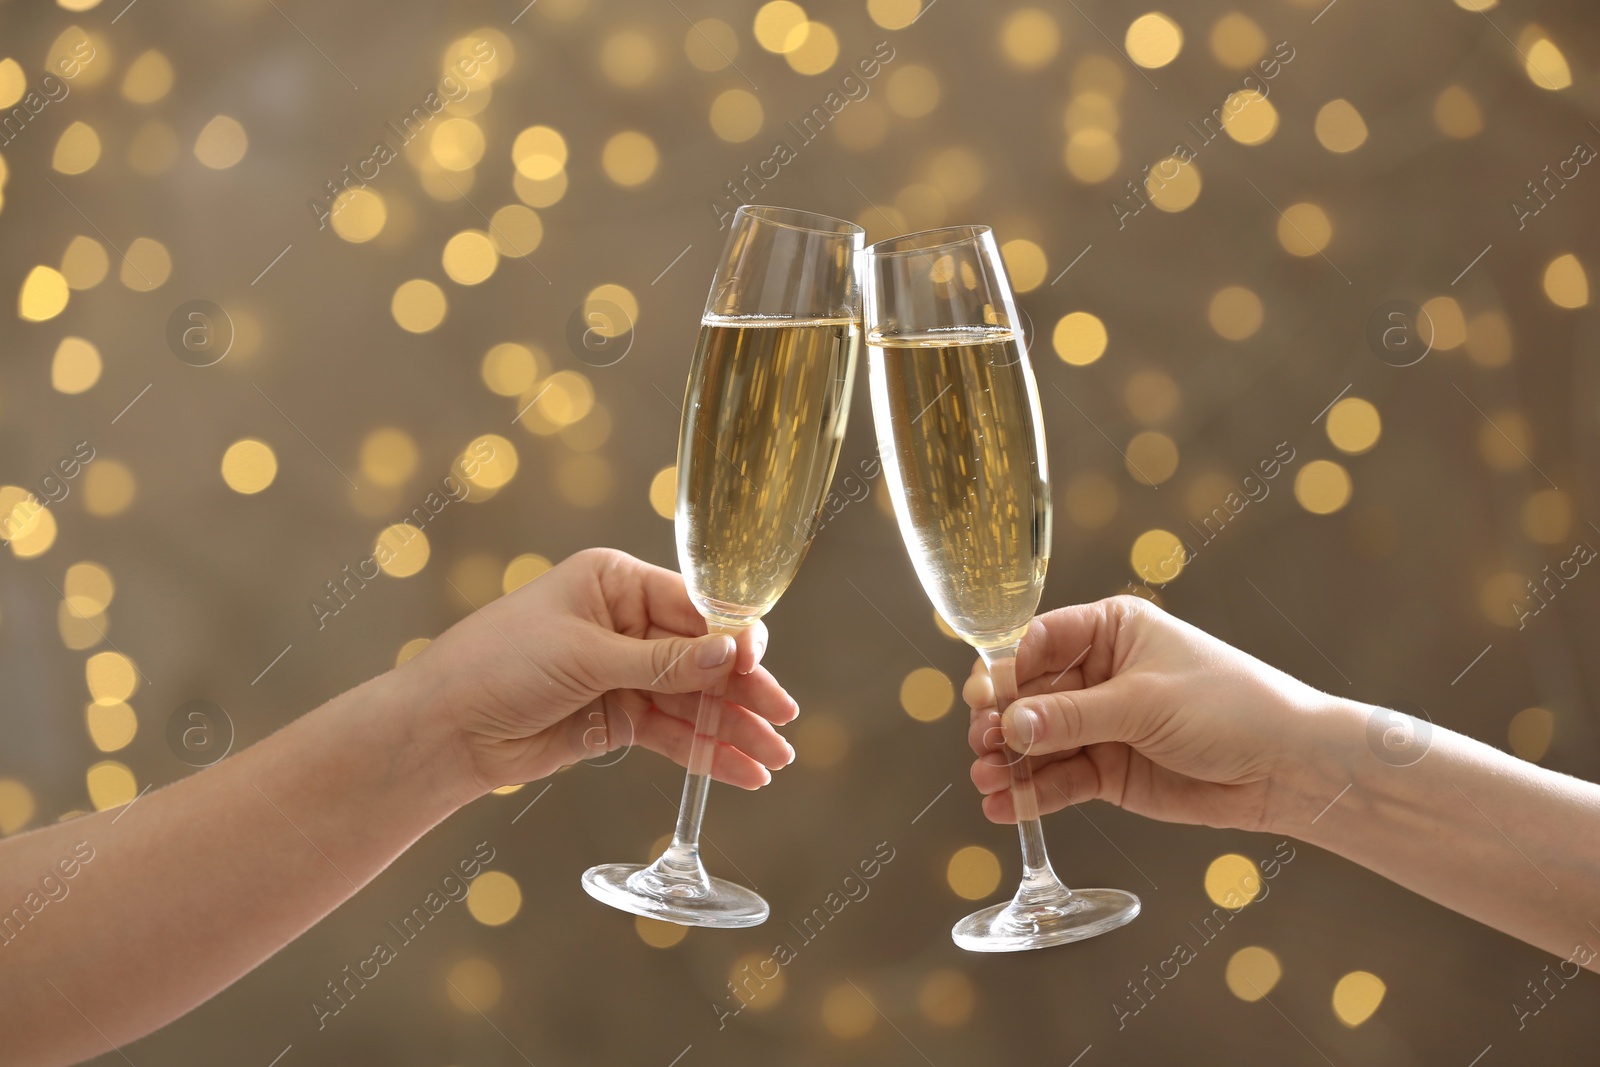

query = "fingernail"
[
  {"left": 1003, "top": 705, "right": 1044, "bottom": 747},
  {"left": 695, "top": 634, "right": 734, "bottom": 668}
]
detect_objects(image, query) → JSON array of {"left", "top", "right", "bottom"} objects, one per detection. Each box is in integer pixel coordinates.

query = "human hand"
[
  {"left": 966, "top": 596, "right": 1338, "bottom": 833},
  {"left": 405, "top": 548, "right": 797, "bottom": 796}
]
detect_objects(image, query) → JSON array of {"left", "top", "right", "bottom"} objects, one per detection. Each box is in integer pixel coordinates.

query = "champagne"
[
  {"left": 868, "top": 327, "right": 1051, "bottom": 651},
  {"left": 678, "top": 317, "right": 859, "bottom": 627}
]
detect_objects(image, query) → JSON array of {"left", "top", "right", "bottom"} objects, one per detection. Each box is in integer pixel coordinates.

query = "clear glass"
[
  {"left": 863, "top": 225, "right": 1141, "bottom": 951},
  {"left": 582, "top": 206, "right": 865, "bottom": 928}
]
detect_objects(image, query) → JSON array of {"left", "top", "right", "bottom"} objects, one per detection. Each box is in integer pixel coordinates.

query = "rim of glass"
[
  {"left": 735, "top": 205, "right": 864, "bottom": 236},
  {"left": 864, "top": 225, "right": 992, "bottom": 258}
]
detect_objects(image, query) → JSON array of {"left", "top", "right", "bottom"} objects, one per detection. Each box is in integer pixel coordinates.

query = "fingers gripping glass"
[
  {"left": 863, "top": 225, "right": 1140, "bottom": 952},
  {"left": 582, "top": 206, "right": 864, "bottom": 928}
]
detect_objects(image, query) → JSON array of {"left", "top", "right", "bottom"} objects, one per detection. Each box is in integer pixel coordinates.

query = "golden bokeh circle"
[
  {"left": 946, "top": 845, "right": 1002, "bottom": 900},
  {"left": 1209, "top": 13, "right": 1266, "bottom": 69},
  {"left": 194, "top": 115, "right": 248, "bottom": 169},
  {"left": 503, "top": 553, "right": 553, "bottom": 594},
  {"left": 899, "top": 667, "right": 954, "bottom": 722},
  {"left": 1225, "top": 946, "right": 1283, "bottom": 1001},
  {"left": 1315, "top": 99, "right": 1369, "bottom": 153},
  {"left": 786, "top": 22, "right": 839, "bottom": 75},
  {"left": 442, "top": 229, "right": 499, "bottom": 285},
  {"left": 1294, "top": 460, "right": 1352, "bottom": 515},
  {"left": 0, "top": 778, "right": 37, "bottom": 835},
  {"left": 999, "top": 9, "right": 1061, "bottom": 71},
  {"left": 1127, "top": 12, "right": 1183, "bottom": 68},
  {"left": 710, "top": 89, "right": 764, "bottom": 143},
  {"left": 446, "top": 958, "right": 503, "bottom": 1012},
  {"left": 392, "top": 279, "right": 448, "bottom": 333},
  {"left": 52, "top": 336, "right": 102, "bottom": 394},
  {"left": 221, "top": 439, "right": 277, "bottom": 495},
  {"left": 635, "top": 916, "right": 688, "bottom": 948},
  {"left": 1221, "top": 90, "right": 1278, "bottom": 145},
  {"left": 1208, "top": 285, "right": 1263, "bottom": 340},
  {"left": 375, "top": 524, "right": 431, "bottom": 578},
  {"left": 83, "top": 461, "right": 136, "bottom": 517},
  {"left": 1146, "top": 156, "right": 1201, "bottom": 211},
  {"left": 1131, "top": 528, "right": 1185, "bottom": 584},
  {"left": 330, "top": 189, "right": 387, "bottom": 243},
  {"left": 1277, "top": 202, "right": 1332, "bottom": 256},
  {"left": 999, "top": 239, "right": 1047, "bottom": 293},
  {"left": 1204, "top": 852, "right": 1261, "bottom": 909},
  {"left": 1126, "top": 431, "right": 1179, "bottom": 486},
  {"left": 917, "top": 968, "right": 976, "bottom": 1026},
  {"left": 1053, "top": 311, "right": 1108, "bottom": 365},
  {"left": 466, "top": 870, "right": 523, "bottom": 926},
  {"left": 86, "top": 760, "right": 138, "bottom": 811},
  {"left": 1326, "top": 398, "right": 1381, "bottom": 455},
  {"left": 359, "top": 428, "right": 419, "bottom": 488},
  {"left": 821, "top": 983, "right": 876, "bottom": 1038},
  {"left": 1332, "top": 971, "right": 1386, "bottom": 1027},
  {"left": 601, "top": 131, "right": 659, "bottom": 187},
  {"left": 1543, "top": 253, "right": 1588, "bottom": 308},
  {"left": 649, "top": 466, "right": 678, "bottom": 519},
  {"left": 1507, "top": 706, "right": 1554, "bottom": 761}
]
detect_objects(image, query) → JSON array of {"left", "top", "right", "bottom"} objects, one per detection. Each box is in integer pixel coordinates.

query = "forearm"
[
  {"left": 0, "top": 664, "right": 480, "bottom": 1067},
  {"left": 1279, "top": 698, "right": 1600, "bottom": 967}
]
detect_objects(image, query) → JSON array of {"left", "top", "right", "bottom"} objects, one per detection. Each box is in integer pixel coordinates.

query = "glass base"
[
  {"left": 581, "top": 862, "right": 770, "bottom": 929},
  {"left": 952, "top": 887, "right": 1141, "bottom": 953}
]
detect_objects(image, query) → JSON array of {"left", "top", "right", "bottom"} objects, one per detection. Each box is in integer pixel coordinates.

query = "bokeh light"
[
  {"left": 1507, "top": 707, "right": 1554, "bottom": 762},
  {"left": 946, "top": 845, "right": 1001, "bottom": 900},
  {"left": 1131, "top": 529, "right": 1184, "bottom": 584},
  {"left": 999, "top": 9, "right": 1060, "bottom": 71},
  {"left": 899, "top": 667, "right": 954, "bottom": 722},
  {"left": 502, "top": 553, "right": 553, "bottom": 594},
  {"left": 1294, "top": 460, "right": 1352, "bottom": 515},
  {"left": 1315, "top": 99, "right": 1369, "bottom": 153},
  {"left": 466, "top": 871, "right": 523, "bottom": 926},
  {"left": 1332, "top": 971, "right": 1386, "bottom": 1027},
  {"left": 821, "top": 983, "right": 875, "bottom": 1038},
  {"left": 1325, "top": 398, "right": 1381, "bottom": 455},
  {"left": 1053, "top": 311, "right": 1108, "bottom": 365},
  {"left": 392, "top": 279, "right": 448, "bottom": 333},
  {"left": 86, "top": 760, "right": 138, "bottom": 811},
  {"left": 1208, "top": 285, "right": 1263, "bottom": 340},
  {"left": 1126, "top": 13, "right": 1183, "bottom": 68},
  {"left": 1276, "top": 203, "right": 1332, "bottom": 256},
  {"left": 1225, "top": 946, "right": 1283, "bottom": 1001},
  {"left": 1204, "top": 853, "right": 1261, "bottom": 909},
  {"left": 51, "top": 337, "right": 101, "bottom": 394},
  {"left": 194, "top": 115, "right": 248, "bottom": 169},
  {"left": 221, "top": 439, "right": 277, "bottom": 495},
  {"left": 375, "top": 524, "right": 431, "bottom": 578},
  {"left": 601, "top": 131, "right": 659, "bottom": 187}
]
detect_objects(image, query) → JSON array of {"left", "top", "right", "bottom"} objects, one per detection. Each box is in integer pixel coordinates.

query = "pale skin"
[
  {"left": 0, "top": 549, "right": 798, "bottom": 1067},
  {"left": 965, "top": 595, "right": 1600, "bottom": 971}
]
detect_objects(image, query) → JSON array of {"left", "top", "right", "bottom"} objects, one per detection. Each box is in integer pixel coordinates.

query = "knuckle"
[
  {"left": 1047, "top": 691, "right": 1084, "bottom": 747},
  {"left": 650, "top": 639, "right": 682, "bottom": 683}
]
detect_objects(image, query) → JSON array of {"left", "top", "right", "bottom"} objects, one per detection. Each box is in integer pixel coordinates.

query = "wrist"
[
  {"left": 372, "top": 656, "right": 491, "bottom": 812},
  {"left": 1263, "top": 693, "right": 1369, "bottom": 841}
]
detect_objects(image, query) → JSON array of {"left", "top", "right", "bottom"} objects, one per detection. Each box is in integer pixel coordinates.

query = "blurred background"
[{"left": 2, "top": 0, "right": 1598, "bottom": 1062}]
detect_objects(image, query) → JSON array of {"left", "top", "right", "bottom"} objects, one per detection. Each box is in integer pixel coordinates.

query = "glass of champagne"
[
  {"left": 582, "top": 205, "right": 864, "bottom": 928},
  {"left": 863, "top": 225, "right": 1141, "bottom": 952}
]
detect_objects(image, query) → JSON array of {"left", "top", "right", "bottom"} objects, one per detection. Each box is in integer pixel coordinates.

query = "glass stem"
[
  {"left": 647, "top": 623, "right": 735, "bottom": 890},
  {"left": 982, "top": 644, "right": 1073, "bottom": 909}
]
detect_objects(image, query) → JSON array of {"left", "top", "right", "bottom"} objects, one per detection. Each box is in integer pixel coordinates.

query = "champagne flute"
[
  {"left": 582, "top": 205, "right": 864, "bottom": 928},
  {"left": 863, "top": 225, "right": 1141, "bottom": 951}
]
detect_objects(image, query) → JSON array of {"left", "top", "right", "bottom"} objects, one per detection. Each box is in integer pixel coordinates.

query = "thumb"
[
  {"left": 1001, "top": 677, "right": 1149, "bottom": 756},
  {"left": 594, "top": 630, "right": 736, "bottom": 694}
]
